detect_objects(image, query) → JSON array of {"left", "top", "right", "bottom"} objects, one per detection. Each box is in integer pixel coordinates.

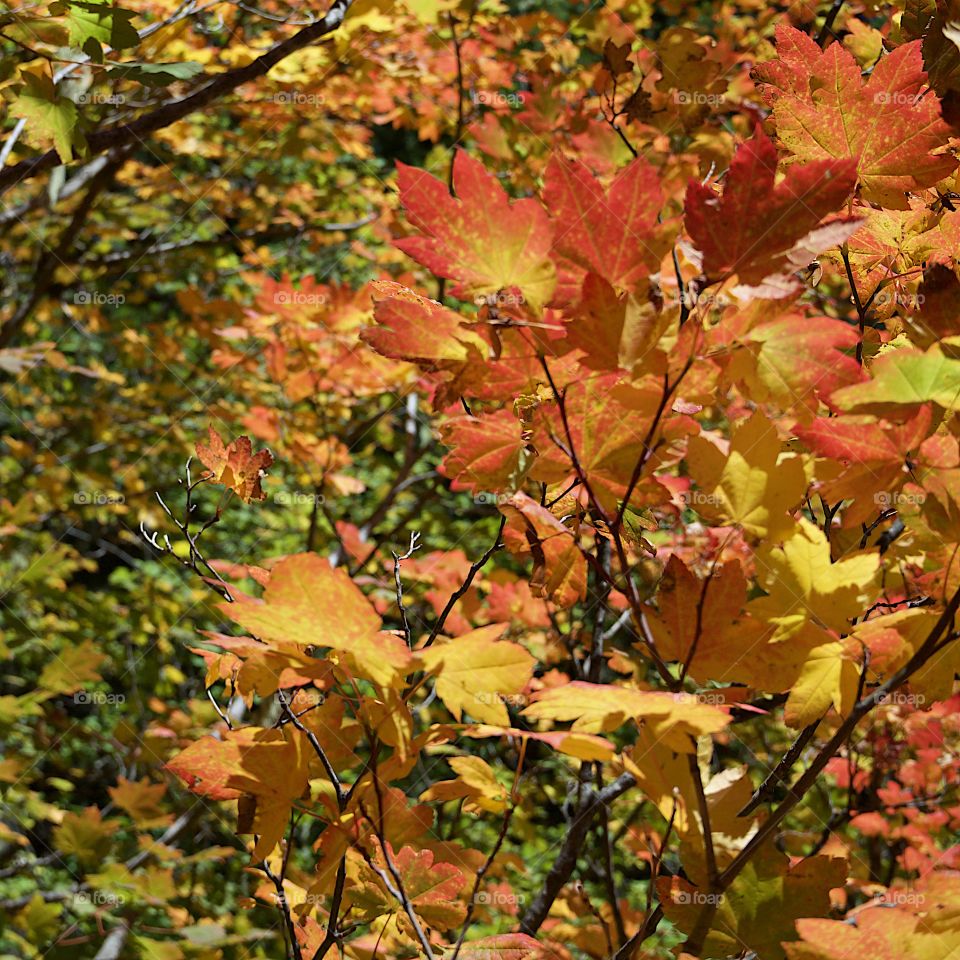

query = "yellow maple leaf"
[
  {"left": 685, "top": 413, "right": 808, "bottom": 538},
  {"left": 420, "top": 755, "right": 508, "bottom": 815},
  {"left": 784, "top": 640, "right": 861, "bottom": 728},
  {"left": 222, "top": 553, "right": 411, "bottom": 688},
  {"left": 523, "top": 681, "right": 729, "bottom": 751},
  {"left": 750, "top": 519, "right": 880, "bottom": 641},
  {"left": 417, "top": 624, "right": 535, "bottom": 725}
]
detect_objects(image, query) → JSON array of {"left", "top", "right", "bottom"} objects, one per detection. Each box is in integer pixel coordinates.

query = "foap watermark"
[
  {"left": 472, "top": 90, "right": 523, "bottom": 108},
  {"left": 876, "top": 691, "right": 926, "bottom": 707},
  {"left": 474, "top": 890, "right": 526, "bottom": 906},
  {"left": 881, "top": 890, "right": 926, "bottom": 908},
  {"left": 75, "top": 890, "right": 125, "bottom": 907},
  {"left": 870, "top": 291, "right": 925, "bottom": 309},
  {"left": 74, "top": 291, "right": 125, "bottom": 307},
  {"left": 474, "top": 692, "right": 528, "bottom": 708},
  {"left": 475, "top": 291, "right": 526, "bottom": 308},
  {"left": 673, "top": 90, "right": 725, "bottom": 107},
  {"left": 76, "top": 93, "right": 126, "bottom": 105},
  {"left": 274, "top": 290, "right": 327, "bottom": 307},
  {"left": 273, "top": 91, "right": 326, "bottom": 107},
  {"left": 74, "top": 490, "right": 125, "bottom": 506},
  {"left": 674, "top": 890, "right": 724, "bottom": 906},
  {"left": 474, "top": 491, "right": 512, "bottom": 507},
  {"left": 874, "top": 91, "right": 924, "bottom": 106},
  {"left": 681, "top": 490, "right": 722, "bottom": 508},
  {"left": 74, "top": 691, "right": 125, "bottom": 706},
  {"left": 300, "top": 893, "right": 329, "bottom": 907},
  {"left": 668, "top": 290, "right": 732, "bottom": 311},
  {"left": 677, "top": 691, "right": 726, "bottom": 706},
  {"left": 276, "top": 688, "right": 326, "bottom": 710},
  {"left": 274, "top": 491, "right": 326, "bottom": 507},
  {"left": 874, "top": 491, "right": 925, "bottom": 508}
]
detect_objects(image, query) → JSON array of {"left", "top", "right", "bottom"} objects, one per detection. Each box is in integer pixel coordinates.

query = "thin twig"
[{"left": 393, "top": 531, "right": 422, "bottom": 647}]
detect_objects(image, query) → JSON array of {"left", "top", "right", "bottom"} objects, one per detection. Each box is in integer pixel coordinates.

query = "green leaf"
[
  {"left": 659, "top": 844, "right": 847, "bottom": 960},
  {"left": 11, "top": 69, "right": 84, "bottom": 163},
  {"left": 832, "top": 344, "right": 960, "bottom": 412},
  {"left": 106, "top": 60, "right": 204, "bottom": 85},
  {"left": 50, "top": 0, "right": 140, "bottom": 50}
]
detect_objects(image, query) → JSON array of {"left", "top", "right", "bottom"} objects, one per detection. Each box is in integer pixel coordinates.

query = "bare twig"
[
  {"left": 423, "top": 515, "right": 505, "bottom": 649},
  {"left": 262, "top": 859, "right": 304, "bottom": 960},
  {"left": 392, "top": 531, "right": 422, "bottom": 647}
]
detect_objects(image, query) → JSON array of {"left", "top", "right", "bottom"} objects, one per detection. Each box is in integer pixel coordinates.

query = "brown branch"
[
  {"left": 0, "top": 149, "right": 129, "bottom": 348},
  {"left": 688, "top": 753, "right": 718, "bottom": 888},
  {"left": 279, "top": 698, "right": 344, "bottom": 807},
  {"left": 83, "top": 213, "right": 376, "bottom": 265},
  {"left": 423, "top": 515, "right": 505, "bottom": 649},
  {"left": 359, "top": 782, "right": 438, "bottom": 960},
  {"left": 595, "top": 765, "right": 628, "bottom": 948},
  {"left": 0, "top": 0, "right": 354, "bottom": 195},
  {"left": 612, "top": 904, "right": 663, "bottom": 960},
  {"left": 450, "top": 802, "right": 515, "bottom": 958},
  {"left": 262, "top": 858, "right": 304, "bottom": 960},
  {"left": 737, "top": 718, "right": 822, "bottom": 817},
  {"left": 841, "top": 244, "right": 867, "bottom": 366},
  {"left": 815, "top": 0, "right": 845, "bottom": 47},
  {"left": 518, "top": 772, "right": 635, "bottom": 936}
]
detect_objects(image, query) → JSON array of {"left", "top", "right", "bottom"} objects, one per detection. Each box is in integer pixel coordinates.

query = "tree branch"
[
  {"left": 0, "top": 0, "right": 354, "bottom": 195},
  {"left": 518, "top": 772, "right": 635, "bottom": 936}
]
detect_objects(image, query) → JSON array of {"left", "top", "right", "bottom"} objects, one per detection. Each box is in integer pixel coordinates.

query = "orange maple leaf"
[{"left": 195, "top": 426, "right": 274, "bottom": 502}]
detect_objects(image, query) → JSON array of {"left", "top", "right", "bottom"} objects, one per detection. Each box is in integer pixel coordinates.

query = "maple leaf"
[
  {"left": 523, "top": 681, "right": 729, "bottom": 750},
  {"left": 417, "top": 623, "right": 535, "bottom": 725},
  {"left": 440, "top": 409, "right": 531, "bottom": 495},
  {"left": 787, "top": 906, "right": 960, "bottom": 960},
  {"left": 832, "top": 344, "right": 960, "bottom": 413},
  {"left": 166, "top": 727, "right": 312, "bottom": 859},
  {"left": 453, "top": 934, "right": 545, "bottom": 958},
  {"left": 754, "top": 26, "right": 957, "bottom": 208},
  {"left": 16, "top": 894, "right": 61, "bottom": 944},
  {"left": 684, "top": 128, "right": 859, "bottom": 288},
  {"left": 107, "top": 777, "right": 170, "bottom": 828},
  {"left": 530, "top": 372, "right": 671, "bottom": 512},
  {"left": 500, "top": 492, "right": 587, "bottom": 608},
  {"left": 195, "top": 426, "right": 273, "bottom": 503},
  {"left": 53, "top": 808, "right": 118, "bottom": 868},
  {"left": 544, "top": 153, "right": 671, "bottom": 289},
  {"left": 725, "top": 312, "right": 862, "bottom": 418},
  {"left": 909, "top": 263, "right": 960, "bottom": 345},
  {"left": 363, "top": 280, "right": 487, "bottom": 365},
  {"left": 796, "top": 406, "right": 934, "bottom": 524},
  {"left": 566, "top": 274, "right": 675, "bottom": 374},
  {"left": 602, "top": 38, "right": 634, "bottom": 76},
  {"left": 460, "top": 724, "right": 616, "bottom": 762},
  {"left": 749, "top": 519, "right": 880, "bottom": 641},
  {"left": 51, "top": 0, "right": 140, "bottom": 51},
  {"left": 684, "top": 413, "right": 808, "bottom": 538},
  {"left": 37, "top": 638, "right": 106, "bottom": 696},
  {"left": 784, "top": 639, "right": 861, "bottom": 727},
  {"left": 646, "top": 554, "right": 750, "bottom": 679},
  {"left": 12, "top": 69, "right": 83, "bottom": 164},
  {"left": 394, "top": 150, "right": 555, "bottom": 309},
  {"left": 221, "top": 553, "right": 412, "bottom": 687},
  {"left": 420, "top": 755, "right": 508, "bottom": 814},
  {"left": 378, "top": 844, "right": 467, "bottom": 930},
  {"left": 660, "top": 844, "right": 847, "bottom": 960},
  {"left": 841, "top": 203, "right": 941, "bottom": 298}
]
